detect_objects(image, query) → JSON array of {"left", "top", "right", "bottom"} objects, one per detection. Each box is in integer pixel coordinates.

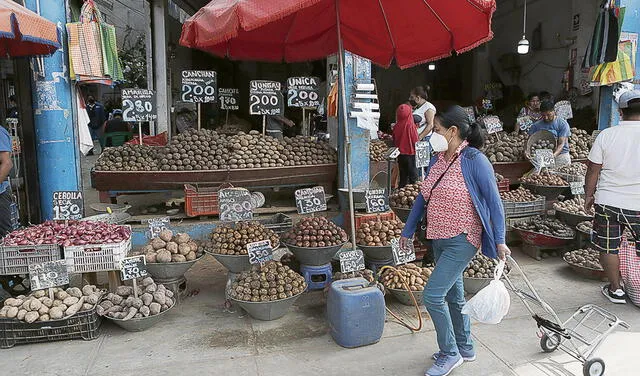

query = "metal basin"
[
  {"left": 387, "top": 288, "right": 423, "bottom": 306},
  {"left": 515, "top": 229, "right": 575, "bottom": 247},
  {"left": 359, "top": 244, "right": 393, "bottom": 261},
  {"left": 207, "top": 252, "right": 251, "bottom": 273},
  {"left": 390, "top": 206, "right": 412, "bottom": 223},
  {"left": 555, "top": 209, "right": 593, "bottom": 228},
  {"left": 230, "top": 292, "right": 303, "bottom": 321},
  {"left": 463, "top": 277, "right": 491, "bottom": 295},
  {"left": 283, "top": 242, "right": 345, "bottom": 266},
  {"left": 522, "top": 183, "right": 569, "bottom": 201},
  {"left": 563, "top": 256, "right": 605, "bottom": 281},
  {"left": 146, "top": 255, "right": 204, "bottom": 280},
  {"left": 107, "top": 303, "right": 175, "bottom": 332}
]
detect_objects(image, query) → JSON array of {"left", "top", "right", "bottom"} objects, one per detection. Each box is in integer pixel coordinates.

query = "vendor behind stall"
[
  {"left": 518, "top": 93, "right": 542, "bottom": 122},
  {"left": 393, "top": 104, "right": 419, "bottom": 188},
  {"left": 528, "top": 100, "right": 571, "bottom": 167},
  {"left": 409, "top": 86, "right": 436, "bottom": 141}
]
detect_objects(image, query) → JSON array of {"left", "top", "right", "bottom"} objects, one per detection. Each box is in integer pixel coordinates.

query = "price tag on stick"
[
  {"left": 391, "top": 238, "right": 416, "bottom": 266},
  {"left": 339, "top": 249, "right": 365, "bottom": 273},
  {"left": 218, "top": 188, "right": 254, "bottom": 222},
  {"left": 52, "top": 191, "right": 84, "bottom": 220},
  {"left": 483, "top": 116, "right": 504, "bottom": 134},
  {"left": 415, "top": 141, "right": 431, "bottom": 168},
  {"left": 181, "top": 70, "right": 216, "bottom": 103},
  {"left": 145, "top": 217, "right": 170, "bottom": 240},
  {"left": 219, "top": 88, "right": 240, "bottom": 110},
  {"left": 247, "top": 240, "right": 274, "bottom": 265},
  {"left": 532, "top": 149, "right": 556, "bottom": 172},
  {"left": 122, "top": 88, "right": 158, "bottom": 122},
  {"left": 249, "top": 80, "right": 283, "bottom": 116},
  {"left": 287, "top": 77, "right": 321, "bottom": 108},
  {"left": 365, "top": 188, "right": 389, "bottom": 213},
  {"left": 295, "top": 186, "right": 327, "bottom": 215},
  {"left": 29, "top": 260, "right": 69, "bottom": 291},
  {"left": 120, "top": 256, "right": 148, "bottom": 281}
]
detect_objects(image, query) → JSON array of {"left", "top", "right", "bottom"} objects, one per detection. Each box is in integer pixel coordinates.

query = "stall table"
[{"left": 91, "top": 164, "right": 337, "bottom": 203}]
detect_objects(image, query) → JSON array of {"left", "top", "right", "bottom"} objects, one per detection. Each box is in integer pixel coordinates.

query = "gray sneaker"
[
  {"left": 432, "top": 347, "right": 476, "bottom": 362},
  {"left": 425, "top": 353, "right": 464, "bottom": 376}
]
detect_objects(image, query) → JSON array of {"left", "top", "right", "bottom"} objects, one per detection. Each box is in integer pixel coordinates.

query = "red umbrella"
[
  {"left": 0, "top": 0, "right": 61, "bottom": 58},
  {"left": 180, "top": 0, "right": 496, "bottom": 69}
]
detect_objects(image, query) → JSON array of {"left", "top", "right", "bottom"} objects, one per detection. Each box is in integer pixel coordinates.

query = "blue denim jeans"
[{"left": 423, "top": 233, "right": 478, "bottom": 356}]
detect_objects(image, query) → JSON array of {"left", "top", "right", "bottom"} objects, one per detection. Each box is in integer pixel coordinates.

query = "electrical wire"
[{"left": 378, "top": 265, "right": 423, "bottom": 332}]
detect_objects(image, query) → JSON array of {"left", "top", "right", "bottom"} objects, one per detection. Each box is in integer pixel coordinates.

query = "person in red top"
[{"left": 393, "top": 104, "right": 419, "bottom": 188}]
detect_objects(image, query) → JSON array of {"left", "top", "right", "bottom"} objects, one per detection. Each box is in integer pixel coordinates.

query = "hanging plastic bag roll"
[{"left": 461, "top": 260, "right": 511, "bottom": 324}]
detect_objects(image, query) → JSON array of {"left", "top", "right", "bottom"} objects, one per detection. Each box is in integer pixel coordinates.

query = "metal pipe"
[{"left": 336, "top": 0, "right": 357, "bottom": 252}]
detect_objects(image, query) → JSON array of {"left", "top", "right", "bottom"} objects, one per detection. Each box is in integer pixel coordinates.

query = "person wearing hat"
[
  {"left": 585, "top": 89, "right": 640, "bottom": 304},
  {"left": 102, "top": 109, "right": 131, "bottom": 147},
  {"left": 528, "top": 100, "right": 572, "bottom": 167}
]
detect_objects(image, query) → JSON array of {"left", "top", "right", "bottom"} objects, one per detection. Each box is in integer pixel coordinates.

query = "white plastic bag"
[{"left": 461, "top": 260, "right": 510, "bottom": 324}]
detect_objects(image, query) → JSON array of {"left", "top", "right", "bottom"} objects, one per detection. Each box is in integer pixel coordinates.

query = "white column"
[{"left": 151, "top": 0, "right": 169, "bottom": 135}]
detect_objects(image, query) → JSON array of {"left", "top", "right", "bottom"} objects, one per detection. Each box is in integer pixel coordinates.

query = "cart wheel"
[
  {"left": 583, "top": 358, "right": 605, "bottom": 376},
  {"left": 540, "top": 333, "right": 561, "bottom": 353}
]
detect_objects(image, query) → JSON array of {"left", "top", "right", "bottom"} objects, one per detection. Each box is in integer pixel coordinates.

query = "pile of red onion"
[{"left": 1, "top": 221, "right": 131, "bottom": 247}]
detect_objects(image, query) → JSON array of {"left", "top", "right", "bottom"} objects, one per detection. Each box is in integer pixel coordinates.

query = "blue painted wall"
[
  {"left": 598, "top": 0, "right": 640, "bottom": 129},
  {"left": 25, "top": 0, "right": 81, "bottom": 220}
]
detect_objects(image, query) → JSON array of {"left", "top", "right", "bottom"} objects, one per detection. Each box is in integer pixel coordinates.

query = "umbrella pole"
[{"left": 336, "top": 4, "right": 357, "bottom": 253}]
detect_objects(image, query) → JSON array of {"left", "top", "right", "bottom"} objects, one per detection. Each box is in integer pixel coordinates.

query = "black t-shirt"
[{"left": 104, "top": 118, "right": 129, "bottom": 133}]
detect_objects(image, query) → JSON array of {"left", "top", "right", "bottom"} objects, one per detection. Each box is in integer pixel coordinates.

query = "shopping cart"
[{"left": 504, "top": 256, "right": 629, "bottom": 376}]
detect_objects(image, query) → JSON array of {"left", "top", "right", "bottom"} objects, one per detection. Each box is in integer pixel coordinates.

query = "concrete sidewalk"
[{"left": 1, "top": 249, "right": 638, "bottom": 376}]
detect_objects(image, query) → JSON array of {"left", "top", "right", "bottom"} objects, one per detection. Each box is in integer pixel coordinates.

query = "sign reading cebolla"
[
  {"left": 52, "top": 191, "right": 84, "bottom": 220},
  {"left": 219, "top": 88, "right": 240, "bottom": 111},
  {"left": 249, "top": 80, "right": 283, "bottom": 115},
  {"left": 181, "top": 70, "right": 217, "bottom": 103},
  {"left": 287, "top": 76, "right": 321, "bottom": 108}
]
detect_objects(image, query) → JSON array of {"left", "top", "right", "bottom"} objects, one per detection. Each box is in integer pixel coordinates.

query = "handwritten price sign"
[
  {"left": 295, "top": 186, "right": 327, "bottom": 215},
  {"left": 339, "top": 249, "right": 365, "bottom": 273}
]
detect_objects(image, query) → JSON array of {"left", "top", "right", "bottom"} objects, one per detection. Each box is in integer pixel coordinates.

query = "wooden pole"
[
  {"left": 138, "top": 121, "right": 143, "bottom": 144},
  {"left": 225, "top": 109, "right": 229, "bottom": 125},
  {"left": 302, "top": 108, "right": 306, "bottom": 136},
  {"left": 197, "top": 103, "right": 201, "bottom": 130},
  {"left": 132, "top": 279, "right": 138, "bottom": 299},
  {"left": 262, "top": 115, "right": 266, "bottom": 136}
]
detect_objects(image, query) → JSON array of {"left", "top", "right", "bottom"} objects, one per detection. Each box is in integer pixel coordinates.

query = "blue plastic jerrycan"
[{"left": 327, "top": 277, "right": 385, "bottom": 348}]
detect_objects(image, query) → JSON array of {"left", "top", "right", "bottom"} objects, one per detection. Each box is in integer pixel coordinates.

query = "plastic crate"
[
  {"left": 0, "top": 244, "right": 62, "bottom": 275},
  {"left": 184, "top": 183, "right": 233, "bottom": 217},
  {"left": 497, "top": 178, "right": 510, "bottom": 193},
  {"left": 64, "top": 237, "right": 131, "bottom": 273},
  {"left": 0, "top": 307, "right": 102, "bottom": 349},
  {"left": 257, "top": 213, "right": 293, "bottom": 234},
  {"left": 502, "top": 197, "right": 546, "bottom": 218}
]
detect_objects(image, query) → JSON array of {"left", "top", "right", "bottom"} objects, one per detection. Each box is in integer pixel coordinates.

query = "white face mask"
[{"left": 429, "top": 132, "right": 449, "bottom": 152}]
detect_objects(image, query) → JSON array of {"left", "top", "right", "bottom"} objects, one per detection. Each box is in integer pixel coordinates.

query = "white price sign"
[
  {"left": 533, "top": 149, "right": 556, "bottom": 172},
  {"left": 391, "top": 238, "right": 416, "bottom": 266},
  {"left": 247, "top": 240, "right": 274, "bottom": 265},
  {"left": 52, "top": 191, "right": 83, "bottom": 220},
  {"left": 339, "top": 249, "right": 365, "bottom": 273}
]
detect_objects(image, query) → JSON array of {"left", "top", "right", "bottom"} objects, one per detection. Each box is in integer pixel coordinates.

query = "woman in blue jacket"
[{"left": 399, "top": 105, "right": 510, "bottom": 376}]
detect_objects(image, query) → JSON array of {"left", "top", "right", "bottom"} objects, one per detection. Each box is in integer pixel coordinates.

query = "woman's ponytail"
[{"left": 466, "top": 122, "right": 485, "bottom": 149}]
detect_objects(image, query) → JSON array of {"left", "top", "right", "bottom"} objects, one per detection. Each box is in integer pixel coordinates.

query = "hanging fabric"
[{"left": 582, "top": 0, "right": 621, "bottom": 69}]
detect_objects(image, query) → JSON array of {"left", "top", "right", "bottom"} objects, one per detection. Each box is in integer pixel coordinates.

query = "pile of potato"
[
  {"left": 500, "top": 186, "right": 540, "bottom": 202},
  {"left": 370, "top": 140, "right": 389, "bottom": 162},
  {"left": 140, "top": 230, "right": 202, "bottom": 263},
  {"left": 483, "top": 133, "right": 527, "bottom": 163},
  {"left": 521, "top": 171, "right": 568, "bottom": 186},
  {"left": 495, "top": 173, "right": 505, "bottom": 182},
  {"left": 577, "top": 221, "right": 593, "bottom": 234},
  {"left": 380, "top": 264, "right": 433, "bottom": 291},
  {"left": 333, "top": 269, "right": 375, "bottom": 283},
  {"left": 390, "top": 183, "right": 421, "bottom": 208},
  {"left": 529, "top": 139, "right": 556, "bottom": 156},
  {"left": 564, "top": 248, "right": 603, "bottom": 270},
  {"left": 513, "top": 216, "right": 575, "bottom": 238},
  {"left": 96, "top": 277, "right": 173, "bottom": 320},
  {"left": 229, "top": 261, "right": 306, "bottom": 302},
  {"left": 464, "top": 253, "right": 509, "bottom": 279},
  {"left": 95, "top": 129, "right": 337, "bottom": 172},
  {"left": 554, "top": 197, "right": 594, "bottom": 217},
  {"left": 0, "top": 285, "right": 103, "bottom": 322},
  {"left": 95, "top": 145, "right": 160, "bottom": 171},
  {"left": 556, "top": 162, "right": 587, "bottom": 176},
  {"left": 569, "top": 128, "right": 592, "bottom": 159},
  {"left": 281, "top": 216, "right": 347, "bottom": 248},
  {"left": 356, "top": 219, "right": 404, "bottom": 247},
  {"left": 205, "top": 222, "right": 279, "bottom": 255}
]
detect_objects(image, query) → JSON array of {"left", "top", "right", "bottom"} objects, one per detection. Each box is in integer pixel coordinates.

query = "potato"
[
  {"left": 165, "top": 289, "right": 174, "bottom": 299},
  {"left": 141, "top": 277, "right": 154, "bottom": 287},
  {"left": 29, "top": 299, "right": 42, "bottom": 311},
  {"left": 82, "top": 303, "right": 94, "bottom": 311},
  {"left": 38, "top": 305, "right": 49, "bottom": 316},
  {"left": 55, "top": 291, "right": 69, "bottom": 300},
  {"left": 175, "top": 233, "right": 190, "bottom": 244},
  {"left": 165, "top": 297, "right": 174, "bottom": 308},
  {"left": 107, "top": 293, "right": 123, "bottom": 305},
  {"left": 20, "top": 299, "right": 31, "bottom": 311},
  {"left": 123, "top": 307, "right": 138, "bottom": 320},
  {"left": 86, "top": 294, "right": 100, "bottom": 305},
  {"left": 156, "top": 249, "right": 172, "bottom": 263},
  {"left": 177, "top": 243, "right": 190, "bottom": 256},
  {"left": 82, "top": 285, "right": 96, "bottom": 296},
  {"left": 52, "top": 300, "right": 64, "bottom": 308},
  {"left": 95, "top": 305, "right": 105, "bottom": 316},
  {"left": 149, "top": 302, "right": 161, "bottom": 316},
  {"left": 139, "top": 305, "right": 150, "bottom": 317},
  {"left": 99, "top": 300, "right": 114, "bottom": 310},
  {"left": 171, "top": 254, "right": 187, "bottom": 263},
  {"left": 65, "top": 297, "right": 85, "bottom": 316},
  {"left": 116, "top": 286, "right": 134, "bottom": 297},
  {"left": 144, "top": 283, "right": 157, "bottom": 293},
  {"left": 159, "top": 229, "right": 173, "bottom": 242},
  {"left": 63, "top": 297, "right": 79, "bottom": 306},
  {"left": 32, "top": 290, "right": 46, "bottom": 298},
  {"left": 17, "top": 309, "right": 27, "bottom": 321},
  {"left": 4, "top": 298, "right": 22, "bottom": 307},
  {"left": 40, "top": 297, "right": 54, "bottom": 308},
  {"left": 38, "top": 314, "right": 50, "bottom": 322},
  {"left": 151, "top": 238, "right": 167, "bottom": 250},
  {"left": 166, "top": 242, "right": 179, "bottom": 254},
  {"left": 0, "top": 306, "right": 9, "bottom": 318},
  {"left": 51, "top": 307, "right": 64, "bottom": 319},
  {"left": 25, "top": 311, "right": 39, "bottom": 323},
  {"left": 188, "top": 241, "right": 198, "bottom": 252},
  {"left": 153, "top": 291, "right": 166, "bottom": 305},
  {"left": 145, "top": 252, "right": 157, "bottom": 263},
  {"left": 67, "top": 287, "right": 83, "bottom": 298},
  {"left": 186, "top": 251, "right": 196, "bottom": 261},
  {"left": 6, "top": 306, "right": 19, "bottom": 319}
]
